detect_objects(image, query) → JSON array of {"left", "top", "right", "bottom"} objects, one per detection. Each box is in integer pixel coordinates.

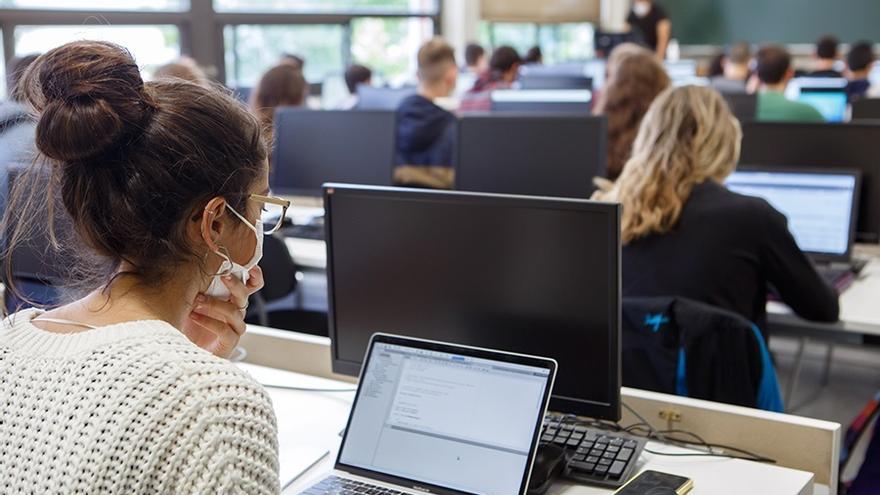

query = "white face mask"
[
  {"left": 205, "top": 204, "right": 264, "bottom": 300},
  {"left": 633, "top": 1, "right": 651, "bottom": 17}
]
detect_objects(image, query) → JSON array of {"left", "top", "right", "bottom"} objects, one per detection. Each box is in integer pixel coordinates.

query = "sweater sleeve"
[
  {"left": 759, "top": 201, "right": 840, "bottom": 322},
  {"left": 148, "top": 364, "right": 280, "bottom": 495}
]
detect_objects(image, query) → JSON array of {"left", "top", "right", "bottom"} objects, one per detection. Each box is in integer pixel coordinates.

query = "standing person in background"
[
  {"left": 464, "top": 43, "right": 487, "bottom": 74},
  {"left": 626, "top": 0, "right": 672, "bottom": 59},
  {"left": 459, "top": 46, "right": 522, "bottom": 113},
  {"left": 846, "top": 41, "right": 875, "bottom": 103},
  {"left": 339, "top": 64, "right": 372, "bottom": 110},
  {"left": 593, "top": 43, "right": 671, "bottom": 180},
  {"left": 394, "top": 38, "right": 458, "bottom": 189},
  {"left": 810, "top": 35, "right": 843, "bottom": 78},
  {"left": 711, "top": 42, "right": 752, "bottom": 94},
  {"left": 524, "top": 46, "right": 543, "bottom": 65},
  {"left": 755, "top": 45, "right": 825, "bottom": 122},
  {"left": 250, "top": 64, "right": 307, "bottom": 139}
]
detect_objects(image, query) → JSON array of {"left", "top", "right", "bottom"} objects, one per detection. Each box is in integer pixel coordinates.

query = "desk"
[{"left": 238, "top": 362, "right": 817, "bottom": 495}]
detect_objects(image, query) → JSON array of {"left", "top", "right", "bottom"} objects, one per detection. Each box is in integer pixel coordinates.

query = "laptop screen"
[
  {"left": 338, "top": 340, "right": 553, "bottom": 495},
  {"left": 726, "top": 170, "right": 858, "bottom": 257},
  {"left": 798, "top": 91, "right": 848, "bottom": 122}
]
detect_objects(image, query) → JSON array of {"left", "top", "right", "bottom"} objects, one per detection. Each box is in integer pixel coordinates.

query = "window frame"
[{"left": 0, "top": 0, "right": 442, "bottom": 87}]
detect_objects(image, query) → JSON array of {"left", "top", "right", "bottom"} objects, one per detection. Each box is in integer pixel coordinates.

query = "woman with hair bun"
[{"left": 0, "top": 40, "right": 281, "bottom": 493}]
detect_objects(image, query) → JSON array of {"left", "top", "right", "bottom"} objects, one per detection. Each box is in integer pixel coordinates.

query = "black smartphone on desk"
[{"left": 613, "top": 470, "right": 693, "bottom": 495}]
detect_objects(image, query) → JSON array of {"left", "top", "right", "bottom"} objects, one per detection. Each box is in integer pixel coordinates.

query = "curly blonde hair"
[{"left": 593, "top": 86, "right": 742, "bottom": 244}]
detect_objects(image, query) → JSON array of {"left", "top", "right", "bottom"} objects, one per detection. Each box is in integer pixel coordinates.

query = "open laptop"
[
  {"left": 726, "top": 166, "right": 863, "bottom": 292},
  {"left": 299, "top": 333, "right": 557, "bottom": 495}
]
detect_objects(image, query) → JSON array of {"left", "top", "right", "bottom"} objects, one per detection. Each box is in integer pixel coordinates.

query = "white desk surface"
[{"left": 238, "top": 363, "right": 816, "bottom": 495}]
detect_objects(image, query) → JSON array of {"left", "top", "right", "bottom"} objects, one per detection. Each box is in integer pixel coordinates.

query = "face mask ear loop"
[{"left": 207, "top": 245, "right": 234, "bottom": 277}]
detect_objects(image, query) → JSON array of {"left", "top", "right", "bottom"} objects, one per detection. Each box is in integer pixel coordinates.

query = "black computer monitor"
[
  {"left": 852, "top": 99, "right": 880, "bottom": 121},
  {"left": 722, "top": 93, "right": 757, "bottom": 122},
  {"left": 740, "top": 122, "right": 880, "bottom": 242},
  {"left": 490, "top": 89, "right": 592, "bottom": 114},
  {"left": 355, "top": 86, "right": 417, "bottom": 110},
  {"left": 456, "top": 114, "right": 607, "bottom": 199},
  {"left": 271, "top": 109, "right": 396, "bottom": 196},
  {"left": 325, "top": 184, "right": 622, "bottom": 420},
  {"left": 232, "top": 86, "right": 252, "bottom": 103},
  {"left": 519, "top": 75, "right": 593, "bottom": 91}
]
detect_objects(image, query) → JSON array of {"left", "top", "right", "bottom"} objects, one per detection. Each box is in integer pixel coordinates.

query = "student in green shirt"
[{"left": 755, "top": 45, "right": 826, "bottom": 123}]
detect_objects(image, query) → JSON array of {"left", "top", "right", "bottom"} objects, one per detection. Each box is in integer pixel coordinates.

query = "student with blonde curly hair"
[{"left": 594, "top": 85, "right": 839, "bottom": 332}]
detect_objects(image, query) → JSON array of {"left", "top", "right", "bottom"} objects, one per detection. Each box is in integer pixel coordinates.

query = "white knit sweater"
[{"left": 0, "top": 309, "right": 280, "bottom": 494}]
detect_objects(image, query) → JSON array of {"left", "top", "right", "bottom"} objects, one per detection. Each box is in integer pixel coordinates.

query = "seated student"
[
  {"left": 394, "top": 38, "right": 457, "bottom": 189},
  {"left": 153, "top": 56, "right": 208, "bottom": 85},
  {"left": 0, "top": 40, "right": 278, "bottom": 492},
  {"left": 338, "top": 63, "right": 372, "bottom": 110},
  {"left": 593, "top": 85, "right": 839, "bottom": 333},
  {"left": 0, "top": 54, "right": 39, "bottom": 171},
  {"left": 846, "top": 41, "right": 875, "bottom": 103},
  {"left": 250, "top": 63, "right": 307, "bottom": 139},
  {"left": 463, "top": 42, "right": 487, "bottom": 74},
  {"left": 458, "top": 46, "right": 521, "bottom": 113},
  {"left": 523, "top": 46, "right": 543, "bottom": 65},
  {"left": 711, "top": 42, "right": 752, "bottom": 94},
  {"left": 810, "top": 35, "right": 843, "bottom": 78},
  {"left": 593, "top": 43, "right": 670, "bottom": 180},
  {"left": 755, "top": 45, "right": 825, "bottom": 122}
]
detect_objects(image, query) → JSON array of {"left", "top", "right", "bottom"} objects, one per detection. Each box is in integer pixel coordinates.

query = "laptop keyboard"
[
  {"left": 301, "top": 476, "right": 405, "bottom": 495},
  {"left": 542, "top": 415, "right": 646, "bottom": 489}
]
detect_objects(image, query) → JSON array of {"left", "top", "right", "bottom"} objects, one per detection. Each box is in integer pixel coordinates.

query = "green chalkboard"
[{"left": 661, "top": 0, "right": 880, "bottom": 45}]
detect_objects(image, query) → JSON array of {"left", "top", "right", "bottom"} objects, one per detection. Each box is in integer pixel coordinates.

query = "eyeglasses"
[{"left": 250, "top": 193, "right": 290, "bottom": 234}]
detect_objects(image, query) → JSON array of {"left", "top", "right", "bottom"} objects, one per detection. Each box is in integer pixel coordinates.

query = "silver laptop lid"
[{"left": 335, "top": 333, "right": 557, "bottom": 495}]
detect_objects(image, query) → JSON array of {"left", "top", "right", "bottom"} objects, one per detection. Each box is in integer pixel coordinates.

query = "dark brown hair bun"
[{"left": 22, "top": 40, "right": 156, "bottom": 163}]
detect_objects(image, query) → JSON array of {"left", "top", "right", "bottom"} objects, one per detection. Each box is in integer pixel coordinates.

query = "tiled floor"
[{"left": 772, "top": 335, "right": 880, "bottom": 427}]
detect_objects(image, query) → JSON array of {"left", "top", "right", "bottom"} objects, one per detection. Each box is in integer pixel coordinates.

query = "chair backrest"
[
  {"left": 622, "top": 296, "right": 783, "bottom": 412},
  {"left": 257, "top": 233, "right": 298, "bottom": 302}
]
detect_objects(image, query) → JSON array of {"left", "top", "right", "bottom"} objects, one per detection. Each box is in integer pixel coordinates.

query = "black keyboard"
[
  {"left": 282, "top": 223, "right": 325, "bottom": 241},
  {"left": 542, "top": 415, "right": 646, "bottom": 489},
  {"left": 301, "top": 476, "right": 403, "bottom": 495},
  {"left": 816, "top": 265, "right": 855, "bottom": 294}
]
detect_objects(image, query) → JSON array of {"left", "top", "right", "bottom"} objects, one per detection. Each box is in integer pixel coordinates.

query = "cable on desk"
[{"left": 261, "top": 383, "right": 357, "bottom": 393}]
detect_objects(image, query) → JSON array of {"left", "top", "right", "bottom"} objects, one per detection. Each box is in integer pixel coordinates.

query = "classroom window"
[
  {"left": 224, "top": 24, "right": 345, "bottom": 88},
  {"left": 14, "top": 25, "right": 181, "bottom": 79},
  {"left": 350, "top": 16, "right": 433, "bottom": 87},
  {"left": 0, "top": 31, "right": 6, "bottom": 99},
  {"left": 0, "top": 0, "right": 189, "bottom": 10},
  {"left": 214, "top": 0, "right": 437, "bottom": 14},
  {"left": 479, "top": 22, "right": 596, "bottom": 65}
]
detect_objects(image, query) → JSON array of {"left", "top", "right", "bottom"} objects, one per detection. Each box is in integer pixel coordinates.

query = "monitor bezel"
[
  {"left": 334, "top": 332, "right": 557, "bottom": 495},
  {"left": 733, "top": 165, "right": 862, "bottom": 262},
  {"left": 324, "top": 183, "right": 622, "bottom": 421}
]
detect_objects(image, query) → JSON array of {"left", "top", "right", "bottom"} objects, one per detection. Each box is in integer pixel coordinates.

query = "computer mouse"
[{"left": 528, "top": 443, "right": 567, "bottom": 495}]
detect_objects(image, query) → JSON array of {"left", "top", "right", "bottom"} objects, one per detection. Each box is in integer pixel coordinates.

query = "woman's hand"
[{"left": 183, "top": 266, "right": 265, "bottom": 358}]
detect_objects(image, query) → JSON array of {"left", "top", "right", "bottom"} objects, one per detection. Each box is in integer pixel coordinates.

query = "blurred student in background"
[
  {"left": 523, "top": 46, "right": 543, "bottom": 65},
  {"left": 280, "top": 53, "right": 305, "bottom": 71},
  {"left": 593, "top": 43, "right": 670, "bottom": 180},
  {"left": 810, "top": 35, "right": 843, "bottom": 78},
  {"left": 464, "top": 43, "right": 487, "bottom": 74},
  {"left": 154, "top": 56, "right": 209, "bottom": 86},
  {"left": 0, "top": 54, "right": 39, "bottom": 172},
  {"left": 594, "top": 85, "right": 838, "bottom": 333},
  {"left": 711, "top": 42, "right": 751, "bottom": 94},
  {"left": 755, "top": 45, "right": 824, "bottom": 123},
  {"left": 339, "top": 64, "right": 372, "bottom": 110},
  {"left": 250, "top": 64, "right": 307, "bottom": 140},
  {"left": 846, "top": 41, "right": 875, "bottom": 103},
  {"left": 459, "top": 46, "right": 522, "bottom": 113},
  {"left": 626, "top": 0, "right": 672, "bottom": 59},
  {"left": 394, "top": 38, "right": 458, "bottom": 189}
]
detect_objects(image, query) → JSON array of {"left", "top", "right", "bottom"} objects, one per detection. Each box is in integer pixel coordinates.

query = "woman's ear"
[{"left": 198, "top": 196, "right": 229, "bottom": 254}]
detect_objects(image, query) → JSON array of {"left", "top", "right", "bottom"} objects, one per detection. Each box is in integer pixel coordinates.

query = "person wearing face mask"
[
  {"left": 626, "top": 0, "right": 672, "bottom": 59},
  {"left": 393, "top": 38, "right": 458, "bottom": 189},
  {"left": 0, "top": 41, "right": 284, "bottom": 493}
]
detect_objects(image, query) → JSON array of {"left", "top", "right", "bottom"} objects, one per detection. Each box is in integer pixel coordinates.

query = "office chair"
[
  {"left": 246, "top": 233, "right": 298, "bottom": 326},
  {"left": 622, "top": 296, "right": 783, "bottom": 412}
]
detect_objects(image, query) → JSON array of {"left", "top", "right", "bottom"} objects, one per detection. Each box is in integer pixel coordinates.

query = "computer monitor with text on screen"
[
  {"left": 726, "top": 167, "right": 860, "bottom": 262},
  {"left": 324, "top": 184, "right": 621, "bottom": 420}
]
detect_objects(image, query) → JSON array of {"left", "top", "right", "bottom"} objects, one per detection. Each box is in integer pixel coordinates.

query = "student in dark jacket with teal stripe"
[
  {"left": 394, "top": 38, "right": 458, "bottom": 189},
  {"left": 594, "top": 86, "right": 839, "bottom": 334}
]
